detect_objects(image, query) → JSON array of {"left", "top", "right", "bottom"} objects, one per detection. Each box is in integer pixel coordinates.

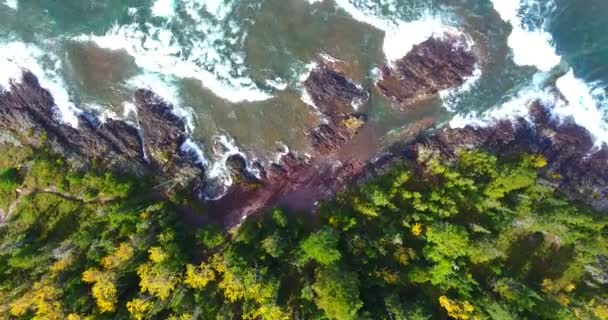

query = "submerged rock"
[
  {"left": 376, "top": 35, "right": 477, "bottom": 109},
  {"left": 0, "top": 72, "right": 203, "bottom": 186}
]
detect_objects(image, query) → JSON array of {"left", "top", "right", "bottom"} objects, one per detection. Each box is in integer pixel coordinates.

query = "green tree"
[
  {"left": 197, "top": 224, "right": 225, "bottom": 249},
  {"left": 312, "top": 267, "right": 363, "bottom": 320},
  {"left": 300, "top": 227, "right": 341, "bottom": 265}
]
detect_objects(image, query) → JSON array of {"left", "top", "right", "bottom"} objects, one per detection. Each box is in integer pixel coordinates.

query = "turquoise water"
[
  {"left": 549, "top": 0, "right": 608, "bottom": 83},
  {"left": 1, "top": 0, "right": 607, "bottom": 193}
]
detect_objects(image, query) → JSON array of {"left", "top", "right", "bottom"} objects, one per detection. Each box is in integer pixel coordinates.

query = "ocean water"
[{"left": 1, "top": 0, "right": 607, "bottom": 196}]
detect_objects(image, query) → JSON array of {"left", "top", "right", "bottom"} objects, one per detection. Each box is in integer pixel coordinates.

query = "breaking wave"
[
  {"left": 312, "top": 0, "right": 463, "bottom": 64},
  {"left": 554, "top": 70, "right": 608, "bottom": 145},
  {"left": 490, "top": 0, "right": 560, "bottom": 72},
  {"left": 203, "top": 134, "right": 261, "bottom": 200},
  {"left": 454, "top": 0, "right": 608, "bottom": 146},
  {"left": 0, "top": 40, "right": 81, "bottom": 128},
  {"left": 74, "top": 0, "right": 271, "bottom": 104},
  {"left": 1, "top": 0, "right": 17, "bottom": 10}
]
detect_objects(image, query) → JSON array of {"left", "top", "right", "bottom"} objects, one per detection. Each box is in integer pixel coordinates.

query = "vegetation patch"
[{"left": 1, "top": 147, "right": 607, "bottom": 319}]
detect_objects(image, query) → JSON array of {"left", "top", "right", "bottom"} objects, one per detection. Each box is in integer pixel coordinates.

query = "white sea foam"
[
  {"left": 127, "top": 7, "right": 139, "bottom": 17},
  {"left": 2, "top": 0, "right": 17, "bottom": 10},
  {"left": 319, "top": 53, "right": 340, "bottom": 63},
  {"left": 0, "top": 40, "right": 80, "bottom": 128},
  {"left": 265, "top": 77, "right": 288, "bottom": 91},
  {"left": 127, "top": 74, "right": 181, "bottom": 106},
  {"left": 449, "top": 71, "right": 608, "bottom": 147},
  {"left": 122, "top": 101, "right": 138, "bottom": 118},
  {"left": 74, "top": 0, "right": 271, "bottom": 104},
  {"left": 383, "top": 16, "right": 462, "bottom": 63},
  {"left": 448, "top": 113, "right": 486, "bottom": 129},
  {"left": 449, "top": 83, "right": 557, "bottom": 129},
  {"left": 204, "top": 134, "right": 259, "bottom": 200},
  {"left": 351, "top": 96, "right": 365, "bottom": 111},
  {"left": 554, "top": 70, "right": 608, "bottom": 145},
  {"left": 484, "top": 89, "right": 555, "bottom": 123},
  {"left": 180, "top": 138, "right": 209, "bottom": 167},
  {"left": 489, "top": 0, "right": 560, "bottom": 72},
  {"left": 320, "top": 0, "right": 460, "bottom": 63},
  {"left": 274, "top": 142, "right": 290, "bottom": 164},
  {"left": 120, "top": 101, "right": 149, "bottom": 162},
  {"left": 202, "top": 0, "right": 231, "bottom": 18},
  {"left": 300, "top": 89, "right": 317, "bottom": 110},
  {"left": 484, "top": 0, "right": 608, "bottom": 146},
  {"left": 330, "top": 0, "right": 389, "bottom": 31},
  {"left": 206, "top": 135, "right": 244, "bottom": 182},
  {"left": 151, "top": 0, "right": 175, "bottom": 18},
  {"left": 298, "top": 62, "right": 319, "bottom": 109},
  {"left": 86, "top": 103, "right": 120, "bottom": 124},
  {"left": 440, "top": 65, "right": 483, "bottom": 112}
]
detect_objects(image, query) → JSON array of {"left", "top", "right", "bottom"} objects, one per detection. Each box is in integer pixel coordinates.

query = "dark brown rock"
[
  {"left": 8, "top": 39, "right": 604, "bottom": 234},
  {"left": 303, "top": 62, "right": 370, "bottom": 156},
  {"left": 214, "top": 96, "right": 608, "bottom": 229},
  {"left": 0, "top": 72, "right": 203, "bottom": 186},
  {"left": 304, "top": 62, "right": 369, "bottom": 116},
  {"left": 376, "top": 35, "right": 477, "bottom": 109}
]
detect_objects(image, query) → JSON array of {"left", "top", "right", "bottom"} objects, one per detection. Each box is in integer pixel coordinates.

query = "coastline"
[{"left": 1, "top": 34, "right": 606, "bottom": 230}]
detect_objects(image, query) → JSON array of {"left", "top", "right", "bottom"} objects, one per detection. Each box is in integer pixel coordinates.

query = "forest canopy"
[{"left": 0, "top": 145, "right": 607, "bottom": 319}]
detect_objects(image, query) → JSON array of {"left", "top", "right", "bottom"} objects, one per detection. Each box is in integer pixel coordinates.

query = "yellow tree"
[
  {"left": 81, "top": 242, "right": 135, "bottom": 313},
  {"left": 101, "top": 242, "right": 134, "bottom": 269},
  {"left": 183, "top": 263, "right": 216, "bottom": 290},
  {"left": 82, "top": 268, "right": 118, "bottom": 313},
  {"left": 9, "top": 279, "right": 65, "bottom": 320},
  {"left": 126, "top": 298, "right": 152, "bottom": 320},
  {"left": 438, "top": 296, "right": 476, "bottom": 320},
  {"left": 136, "top": 247, "right": 179, "bottom": 300}
]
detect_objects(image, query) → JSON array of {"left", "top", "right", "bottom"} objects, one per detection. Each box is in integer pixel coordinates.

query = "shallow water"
[{"left": 1, "top": 0, "right": 607, "bottom": 192}]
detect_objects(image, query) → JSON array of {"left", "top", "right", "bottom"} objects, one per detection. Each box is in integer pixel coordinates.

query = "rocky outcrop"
[
  {"left": 376, "top": 35, "right": 477, "bottom": 109},
  {"left": 304, "top": 62, "right": 368, "bottom": 116},
  {"left": 215, "top": 99, "right": 608, "bottom": 227},
  {"left": 132, "top": 89, "right": 203, "bottom": 183},
  {"left": 209, "top": 63, "right": 372, "bottom": 227},
  {"left": 211, "top": 37, "right": 482, "bottom": 228},
  {"left": 304, "top": 61, "right": 369, "bottom": 156},
  {"left": 0, "top": 72, "right": 203, "bottom": 186},
  {"left": 8, "top": 34, "right": 604, "bottom": 230},
  {"left": 369, "top": 102, "right": 608, "bottom": 211}
]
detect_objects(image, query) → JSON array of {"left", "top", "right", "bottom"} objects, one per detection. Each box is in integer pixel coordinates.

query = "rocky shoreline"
[
  {"left": 367, "top": 103, "right": 608, "bottom": 211},
  {"left": 208, "top": 36, "right": 483, "bottom": 227},
  {"left": 0, "top": 71, "right": 205, "bottom": 189},
  {"left": 1, "top": 35, "right": 606, "bottom": 229}
]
